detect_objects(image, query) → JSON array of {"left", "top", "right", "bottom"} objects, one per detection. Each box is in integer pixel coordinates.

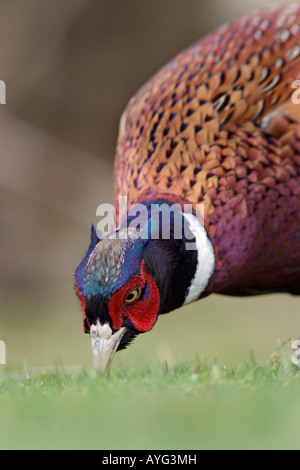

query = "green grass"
[
  {"left": 1, "top": 293, "right": 299, "bottom": 449},
  {"left": 1, "top": 346, "right": 300, "bottom": 450}
]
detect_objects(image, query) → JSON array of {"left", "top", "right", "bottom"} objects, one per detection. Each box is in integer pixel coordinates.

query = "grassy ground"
[
  {"left": 0, "top": 346, "right": 300, "bottom": 450},
  {"left": 1, "top": 292, "right": 299, "bottom": 449}
]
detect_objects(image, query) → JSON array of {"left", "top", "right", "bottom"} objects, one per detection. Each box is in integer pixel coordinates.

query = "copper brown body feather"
[{"left": 114, "top": 4, "right": 300, "bottom": 298}]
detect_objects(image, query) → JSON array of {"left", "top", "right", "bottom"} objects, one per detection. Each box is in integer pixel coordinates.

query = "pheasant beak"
[{"left": 90, "top": 321, "right": 127, "bottom": 372}]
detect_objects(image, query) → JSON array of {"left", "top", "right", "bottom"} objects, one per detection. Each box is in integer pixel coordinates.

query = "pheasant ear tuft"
[
  {"left": 83, "top": 224, "right": 99, "bottom": 258},
  {"left": 91, "top": 224, "right": 101, "bottom": 243}
]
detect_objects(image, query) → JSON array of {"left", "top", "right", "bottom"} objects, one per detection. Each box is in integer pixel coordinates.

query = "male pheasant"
[{"left": 75, "top": 4, "right": 300, "bottom": 370}]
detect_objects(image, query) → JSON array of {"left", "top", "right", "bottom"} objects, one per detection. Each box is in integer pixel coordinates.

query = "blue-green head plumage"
[{"left": 75, "top": 225, "right": 146, "bottom": 300}]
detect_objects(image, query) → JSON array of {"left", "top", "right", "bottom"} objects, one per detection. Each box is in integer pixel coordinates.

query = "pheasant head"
[{"left": 74, "top": 208, "right": 214, "bottom": 370}]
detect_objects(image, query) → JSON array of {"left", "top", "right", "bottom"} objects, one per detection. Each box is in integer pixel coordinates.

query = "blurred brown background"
[{"left": 0, "top": 0, "right": 298, "bottom": 369}]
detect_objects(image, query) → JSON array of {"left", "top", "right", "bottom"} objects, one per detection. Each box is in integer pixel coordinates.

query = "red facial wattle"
[{"left": 108, "top": 260, "right": 160, "bottom": 332}]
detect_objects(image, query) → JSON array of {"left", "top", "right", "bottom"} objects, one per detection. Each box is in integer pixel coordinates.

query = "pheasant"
[{"left": 74, "top": 4, "right": 300, "bottom": 371}]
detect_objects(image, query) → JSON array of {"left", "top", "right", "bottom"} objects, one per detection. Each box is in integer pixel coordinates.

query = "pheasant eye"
[{"left": 125, "top": 288, "right": 140, "bottom": 304}]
